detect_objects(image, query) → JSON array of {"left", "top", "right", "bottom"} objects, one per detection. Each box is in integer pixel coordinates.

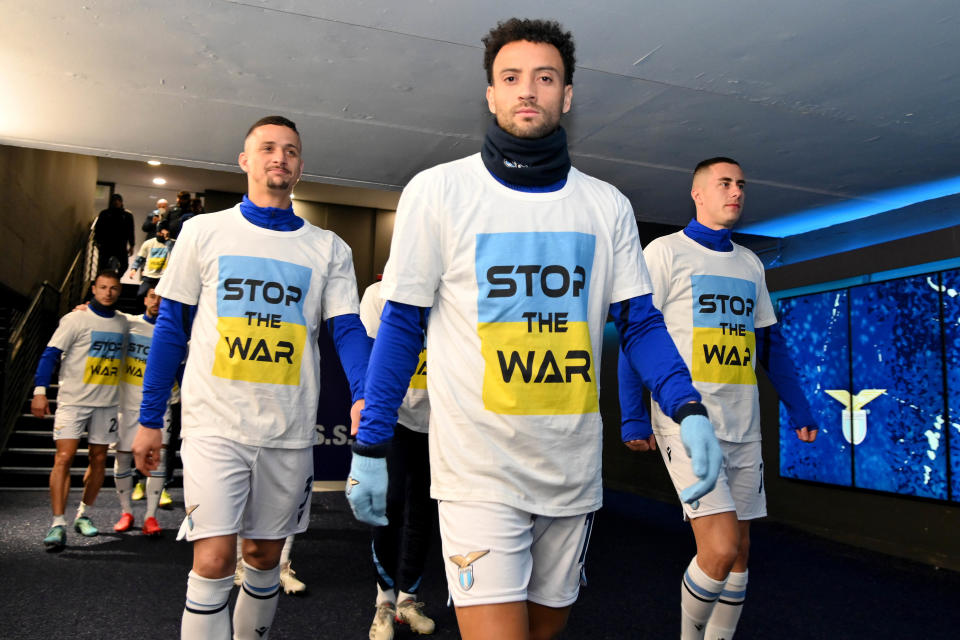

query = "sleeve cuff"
[{"left": 33, "top": 386, "right": 47, "bottom": 396}]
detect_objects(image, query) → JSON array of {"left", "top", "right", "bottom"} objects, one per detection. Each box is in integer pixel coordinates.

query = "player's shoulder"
[
  {"left": 405, "top": 154, "right": 482, "bottom": 193},
  {"left": 645, "top": 230, "right": 684, "bottom": 253},
  {"left": 568, "top": 166, "right": 631, "bottom": 208}
]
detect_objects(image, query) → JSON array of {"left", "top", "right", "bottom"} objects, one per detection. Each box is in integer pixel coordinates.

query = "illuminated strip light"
[{"left": 738, "top": 175, "right": 960, "bottom": 238}]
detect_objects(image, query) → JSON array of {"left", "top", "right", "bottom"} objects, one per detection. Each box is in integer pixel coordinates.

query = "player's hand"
[
  {"left": 350, "top": 399, "right": 364, "bottom": 437},
  {"left": 345, "top": 452, "right": 388, "bottom": 526},
  {"left": 678, "top": 414, "right": 723, "bottom": 505},
  {"left": 31, "top": 394, "right": 50, "bottom": 418},
  {"left": 132, "top": 425, "right": 164, "bottom": 475},
  {"left": 625, "top": 435, "right": 657, "bottom": 452},
  {"left": 795, "top": 426, "right": 818, "bottom": 443}
]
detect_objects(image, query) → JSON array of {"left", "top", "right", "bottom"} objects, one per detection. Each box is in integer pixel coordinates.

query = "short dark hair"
[
  {"left": 94, "top": 269, "right": 121, "bottom": 284},
  {"left": 245, "top": 115, "right": 299, "bottom": 140},
  {"left": 482, "top": 19, "right": 576, "bottom": 85},
  {"left": 693, "top": 156, "right": 741, "bottom": 178}
]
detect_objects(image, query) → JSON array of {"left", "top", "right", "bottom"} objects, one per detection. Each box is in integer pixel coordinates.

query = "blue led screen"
[{"left": 778, "top": 270, "right": 957, "bottom": 502}]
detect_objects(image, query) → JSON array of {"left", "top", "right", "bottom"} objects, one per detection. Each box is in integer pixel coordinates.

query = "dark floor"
[{"left": 0, "top": 487, "right": 957, "bottom": 639}]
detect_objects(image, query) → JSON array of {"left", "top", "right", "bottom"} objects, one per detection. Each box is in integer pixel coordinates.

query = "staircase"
[{"left": 0, "top": 284, "right": 180, "bottom": 490}]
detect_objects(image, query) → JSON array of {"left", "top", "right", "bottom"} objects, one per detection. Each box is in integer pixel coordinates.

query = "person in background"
[{"left": 32, "top": 271, "right": 127, "bottom": 550}]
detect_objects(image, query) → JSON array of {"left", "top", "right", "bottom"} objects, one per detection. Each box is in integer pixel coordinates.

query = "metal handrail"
[{"left": 1, "top": 227, "right": 93, "bottom": 454}]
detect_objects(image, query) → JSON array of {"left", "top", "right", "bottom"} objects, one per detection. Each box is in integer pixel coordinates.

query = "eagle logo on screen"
[{"left": 824, "top": 389, "right": 886, "bottom": 445}]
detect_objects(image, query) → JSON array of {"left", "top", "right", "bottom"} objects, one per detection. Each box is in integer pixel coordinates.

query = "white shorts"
[
  {"left": 438, "top": 501, "right": 595, "bottom": 608},
  {"left": 658, "top": 435, "right": 766, "bottom": 521},
  {"left": 116, "top": 406, "right": 172, "bottom": 451},
  {"left": 53, "top": 405, "right": 118, "bottom": 445},
  {"left": 180, "top": 436, "right": 313, "bottom": 541}
]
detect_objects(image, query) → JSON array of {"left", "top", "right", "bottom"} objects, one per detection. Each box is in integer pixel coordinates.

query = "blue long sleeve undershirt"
[
  {"left": 328, "top": 314, "right": 372, "bottom": 403},
  {"left": 756, "top": 324, "right": 816, "bottom": 429},
  {"left": 612, "top": 295, "right": 702, "bottom": 428},
  {"left": 354, "top": 301, "right": 427, "bottom": 456},
  {"left": 34, "top": 347, "right": 63, "bottom": 388},
  {"left": 140, "top": 298, "right": 194, "bottom": 428}
]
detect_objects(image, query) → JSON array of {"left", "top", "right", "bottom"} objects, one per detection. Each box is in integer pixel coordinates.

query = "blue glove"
[
  {"left": 345, "top": 452, "right": 388, "bottom": 526},
  {"left": 678, "top": 414, "right": 723, "bottom": 507}
]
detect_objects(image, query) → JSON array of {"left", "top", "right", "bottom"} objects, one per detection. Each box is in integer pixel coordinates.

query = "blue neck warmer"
[
  {"left": 143, "top": 312, "right": 157, "bottom": 325},
  {"left": 239, "top": 194, "right": 304, "bottom": 231},
  {"left": 88, "top": 299, "right": 115, "bottom": 318},
  {"left": 683, "top": 218, "right": 733, "bottom": 252}
]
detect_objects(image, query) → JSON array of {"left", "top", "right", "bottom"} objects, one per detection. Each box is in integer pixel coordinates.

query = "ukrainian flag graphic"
[
  {"left": 212, "top": 256, "right": 311, "bottom": 385},
  {"left": 475, "top": 232, "right": 597, "bottom": 415},
  {"left": 691, "top": 274, "right": 758, "bottom": 385},
  {"left": 122, "top": 333, "right": 151, "bottom": 386},
  {"left": 409, "top": 348, "right": 427, "bottom": 390},
  {"left": 83, "top": 330, "right": 124, "bottom": 385},
  {"left": 146, "top": 246, "right": 169, "bottom": 272}
]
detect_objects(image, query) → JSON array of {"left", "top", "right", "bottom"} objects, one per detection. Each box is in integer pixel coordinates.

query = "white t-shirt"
[
  {"left": 643, "top": 231, "right": 776, "bottom": 442},
  {"left": 118, "top": 312, "right": 175, "bottom": 423},
  {"left": 156, "top": 206, "right": 361, "bottom": 448},
  {"left": 137, "top": 237, "right": 173, "bottom": 278},
  {"left": 359, "top": 281, "right": 430, "bottom": 433},
  {"left": 47, "top": 308, "right": 127, "bottom": 407},
  {"left": 381, "top": 153, "right": 651, "bottom": 517}
]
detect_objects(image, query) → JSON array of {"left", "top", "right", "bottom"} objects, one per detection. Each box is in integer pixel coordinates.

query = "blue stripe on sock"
[
  {"left": 684, "top": 570, "right": 722, "bottom": 600},
  {"left": 185, "top": 597, "right": 229, "bottom": 611},
  {"left": 719, "top": 588, "right": 747, "bottom": 599},
  {"left": 243, "top": 581, "right": 280, "bottom": 594}
]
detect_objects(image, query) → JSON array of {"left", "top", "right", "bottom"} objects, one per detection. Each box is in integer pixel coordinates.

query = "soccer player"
[
  {"left": 347, "top": 19, "right": 722, "bottom": 640},
  {"left": 132, "top": 115, "right": 371, "bottom": 640},
  {"left": 32, "top": 270, "right": 127, "bottom": 550},
  {"left": 619, "top": 157, "right": 818, "bottom": 639},
  {"left": 359, "top": 279, "right": 436, "bottom": 640},
  {"left": 111, "top": 286, "right": 174, "bottom": 536},
  {"left": 129, "top": 220, "right": 174, "bottom": 297}
]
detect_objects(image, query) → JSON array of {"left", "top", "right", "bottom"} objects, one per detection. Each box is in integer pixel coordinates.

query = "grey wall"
[
  {"left": 601, "top": 223, "right": 960, "bottom": 571},
  {"left": 0, "top": 145, "right": 98, "bottom": 298}
]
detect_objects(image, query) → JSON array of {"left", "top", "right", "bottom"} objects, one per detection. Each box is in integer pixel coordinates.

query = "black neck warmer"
[{"left": 481, "top": 121, "right": 571, "bottom": 187}]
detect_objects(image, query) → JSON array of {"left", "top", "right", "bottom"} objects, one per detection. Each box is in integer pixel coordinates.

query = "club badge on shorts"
[{"left": 449, "top": 550, "right": 489, "bottom": 591}]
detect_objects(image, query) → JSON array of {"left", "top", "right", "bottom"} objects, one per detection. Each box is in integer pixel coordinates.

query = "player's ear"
[
  {"left": 486, "top": 85, "right": 496, "bottom": 115},
  {"left": 562, "top": 84, "right": 573, "bottom": 114},
  {"left": 238, "top": 151, "right": 249, "bottom": 174}
]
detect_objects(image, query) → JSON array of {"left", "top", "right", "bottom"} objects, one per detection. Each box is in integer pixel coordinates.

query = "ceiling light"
[
  {"left": 152, "top": 177, "right": 167, "bottom": 185},
  {"left": 147, "top": 160, "right": 162, "bottom": 166},
  {"left": 290, "top": 193, "right": 296, "bottom": 199}
]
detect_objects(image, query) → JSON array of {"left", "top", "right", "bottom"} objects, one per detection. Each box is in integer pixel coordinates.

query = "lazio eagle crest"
[{"left": 449, "top": 550, "right": 490, "bottom": 591}]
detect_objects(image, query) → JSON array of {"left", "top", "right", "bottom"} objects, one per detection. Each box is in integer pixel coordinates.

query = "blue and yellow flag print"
[
  {"left": 691, "top": 274, "right": 757, "bottom": 385},
  {"left": 213, "top": 256, "right": 311, "bottom": 385},
  {"left": 83, "top": 330, "right": 124, "bottom": 385},
  {"left": 122, "top": 332, "right": 151, "bottom": 386},
  {"left": 475, "top": 231, "right": 597, "bottom": 415}
]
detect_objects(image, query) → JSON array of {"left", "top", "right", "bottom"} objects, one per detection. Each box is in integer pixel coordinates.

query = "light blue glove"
[
  {"left": 679, "top": 414, "right": 723, "bottom": 507},
  {"left": 345, "top": 452, "right": 388, "bottom": 526}
]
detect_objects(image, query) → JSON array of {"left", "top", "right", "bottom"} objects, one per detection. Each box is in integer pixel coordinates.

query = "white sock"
[
  {"left": 145, "top": 476, "right": 165, "bottom": 519},
  {"left": 705, "top": 570, "right": 747, "bottom": 640},
  {"left": 233, "top": 561, "right": 280, "bottom": 640},
  {"left": 376, "top": 583, "right": 396, "bottom": 606},
  {"left": 52, "top": 514, "right": 67, "bottom": 527},
  {"left": 181, "top": 571, "right": 233, "bottom": 640},
  {"left": 280, "top": 535, "right": 294, "bottom": 565},
  {"left": 114, "top": 452, "right": 134, "bottom": 513},
  {"left": 681, "top": 556, "right": 727, "bottom": 640},
  {"left": 398, "top": 590, "right": 417, "bottom": 604},
  {"left": 75, "top": 501, "right": 90, "bottom": 520}
]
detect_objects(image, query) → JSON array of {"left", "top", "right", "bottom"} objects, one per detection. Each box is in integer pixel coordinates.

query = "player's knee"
[
  {"left": 87, "top": 449, "right": 108, "bottom": 468},
  {"left": 193, "top": 553, "right": 236, "bottom": 579},
  {"left": 700, "top": 540, "right": 739, "bottom": 575},
  {"left": 242, "top": 540, "right": 283, "bottom": 570},
  {"left": 53, "top": 450, "right": 75, "bottom": 468}
]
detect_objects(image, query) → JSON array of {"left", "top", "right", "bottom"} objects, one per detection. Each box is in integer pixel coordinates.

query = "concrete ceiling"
[{"left": 2, "top": 0, "right": 959, "bottom": 233}]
